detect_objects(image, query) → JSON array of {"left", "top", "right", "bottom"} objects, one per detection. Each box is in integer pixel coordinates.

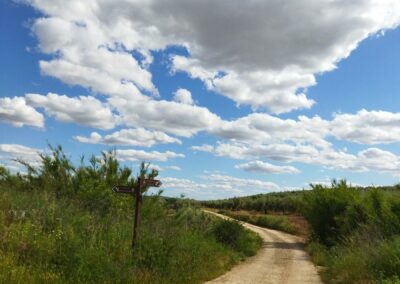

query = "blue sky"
[{"left": 1, "top": 0, "right": 400, "bottom": 199}]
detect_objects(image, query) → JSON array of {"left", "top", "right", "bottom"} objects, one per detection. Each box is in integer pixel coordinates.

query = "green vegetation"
[
  {"left": 215, "top": 210, "right": 296, "bottom": 234},
  {"left": 202, "top": 191, "right": 303, "bottom": 214},
  {"left": 303, "top": 180, "right": 400, "bottom": 283},
  {"left": 4, "top": 143, "right": 400, "bottom": 283},
  {"left": 204, "top": 180, "right": 400, "bottom": 283},
  {"left": 0, "top": 145, "right": 261, "bottom": 283}
]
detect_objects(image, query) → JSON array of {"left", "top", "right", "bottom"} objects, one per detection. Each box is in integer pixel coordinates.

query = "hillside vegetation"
[
  {"left": 204, "top": 180, "right": 400, "bottom": 283},
  {"left": 211, "top": 209, "right": 297, "bottom": 235},
  {"left": 202, "top": 190, "right": 304, "bottom": 214},
  {"left": 0, "top": 146, "right": 261, "bottom": 283}
]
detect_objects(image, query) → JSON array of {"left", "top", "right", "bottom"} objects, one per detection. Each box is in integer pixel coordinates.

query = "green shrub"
[
  {"left": 303, "top": 180, "right": 400, "bottom": 283},
  {"left": 256, "top": 215, "right": 294, "bottom": 234},
  {"left": 302, "top": 180, "right": 360, "bottom": 246},
  {"left": 213, "top": 220, "right": 243, "bottom": 247},
  {"left": 211, "top": 219, "right": 261, "bottom": 257}
]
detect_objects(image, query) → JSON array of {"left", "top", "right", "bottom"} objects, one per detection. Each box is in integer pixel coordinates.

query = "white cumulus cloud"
[
  {"left": 0, "top": 144, "right": 43, "bottom": 171},
  {"left": 115, "top": 149, "right": 184, "bottom": 162},
  {"left": 173, "top": 88, "right": 194, "bottom": 105},
  {"left": 27, "top": 0, "right": 400, "bottom": 114},
  {"left": 25, "top": 93, "right": 118, "bottom": 130},
  {"left": 74, "top": 128, "right": 181, "bottom": 147},
  {"left": 0, "top": 97, "right": 44, "bottom": 128},
  {"left": 235, "top": 160, "right": 300, "bottom": 174},
  {"left": 331, "top": 109, "right": 400, "bottom": 144}
]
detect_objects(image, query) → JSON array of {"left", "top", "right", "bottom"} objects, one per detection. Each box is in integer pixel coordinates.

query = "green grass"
[
  {"left": 307, "top": 236, "right": 400, "bottom": 284},
  {"left": 216, "top": 210, "right": 296, "bottom": 234},
  {"left": 0, "top": 185, "right": 262, "bottom": 283},
  {"left": 0, "top": 146, "right": 262, "bottom": 283}
]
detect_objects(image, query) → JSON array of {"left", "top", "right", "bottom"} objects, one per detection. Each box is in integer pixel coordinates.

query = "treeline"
[
  {"left": 202, "top": 183, "right": 400, "bottom": 215},
  {"left": 0, "top": 145, "right": 261, "bottom": 283},
  {"left": 202, "top": 191, "right": 304, "bottom": 214}
]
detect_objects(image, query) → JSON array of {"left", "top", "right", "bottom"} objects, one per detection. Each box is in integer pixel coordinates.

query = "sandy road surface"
[{"left": 205, "top": 211, "right": 322, "bottom": 284}]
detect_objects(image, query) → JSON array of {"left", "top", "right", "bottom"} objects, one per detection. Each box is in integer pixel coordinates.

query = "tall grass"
[
  {"left": 0, "top": 145, "right": 261, "bottom": 283},
  {"left": 303, "top": 180, "right": 400, "bottom": 283}
]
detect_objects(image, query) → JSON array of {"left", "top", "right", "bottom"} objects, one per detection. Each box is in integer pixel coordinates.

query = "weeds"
[{"left": 0, "top": 145, "right": 261, "bottom": 283}]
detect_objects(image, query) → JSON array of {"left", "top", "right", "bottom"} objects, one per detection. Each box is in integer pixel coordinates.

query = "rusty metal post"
[{"left": 132, "top": 177, "right": 142, "bottom": 249}]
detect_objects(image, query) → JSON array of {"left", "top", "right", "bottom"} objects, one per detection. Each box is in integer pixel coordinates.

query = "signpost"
[{"left": 112, "top": 177, "right": 162, "bottom": 249}]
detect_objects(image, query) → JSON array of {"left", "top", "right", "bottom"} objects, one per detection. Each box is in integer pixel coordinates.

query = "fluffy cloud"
[
  {"left": 172, "top": 57, "right": 316, "bottom": 113},
  {"left": 115, "top": 149, "right": 184, "bottom": 162},
  {"left": 0, "top": 144, "right": 42, "bottom": 170},
  {"left": 12, "top": 0, "right": 400, "bottom": 182},
  {"left": 25, "top": 93, "right": 117, "bottom": 129},
  {"left": 28, "top": 0, "right": 400, "bottom": 114},
  {"left": 109, "top": 97, "right": 220, "bottom": 137},
  {"left": 161, "top": 174, "right": 280, "bottom": 199},
  {"left": 194, "top": 141, "right": 400, "bottom": 176},
  {"left": 356, "top": 148, "right": 400, "bottom": 174},
  {"left": 74, "top": 128, "right": 181, "bottom": 147},
  {"left": 33, "top": 16, "right": 156, "bottom": 98},
  {"left": 191, "top": 144, "right": 215, "bottom": 153},
  {"left": 0, "top": 97, "right": 44, "bottom": 128},
  {"left": 149, "top": 165, "right": 181, "bottom": 171},
  {"left": 207, "top": 174, "right": 280, "bottom": 192},
  {"left": 167, "top": 0, "right": 400, "bottom": 112},
  {"left": 210, "top": 112, "right": 330, "bottom": 147},
  {"left": 331, "top": 109, "right": 400, "bottom": 144},
  {"left": 162, "top": 177, "right": 207, "bottom": 192},
  {"left": 235, "top": 160, "right": 300, "bottom": 174},
  {"left": 173, "top": 88, "right": 194, "bottom": 105}
]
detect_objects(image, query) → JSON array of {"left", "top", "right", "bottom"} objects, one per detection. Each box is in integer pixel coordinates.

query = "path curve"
[{"left": 205, "top": 210, "right": 322, "bottom": 284}]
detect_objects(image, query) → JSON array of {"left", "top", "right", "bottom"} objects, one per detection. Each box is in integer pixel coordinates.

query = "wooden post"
[
  {"left": 132, "top": 177, "right": 142, "bottom": 249},
  {"left": 112, "top": 177, "right": 161, "bottom": 250}
]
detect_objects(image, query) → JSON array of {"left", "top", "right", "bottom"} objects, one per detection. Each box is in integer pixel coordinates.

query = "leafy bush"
[
  {"left": 302, "top": 180, "right": 400, "bottom": 246},
  {"left": 302, "top": 180, "right": 400, "bottom": 283},
  {"left": 212, "top": 219, "right": 261, "bottom": 257},
  {"left": 302, "top": 180, "right": 360, "bottom": 245}
]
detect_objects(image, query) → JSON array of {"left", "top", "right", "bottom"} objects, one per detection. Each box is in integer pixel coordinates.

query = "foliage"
[
  {"left": 303, "top": 180, "right": 400, "bottom": 283},
  {"left": 217, "top": 210, "right": 296, "bottom": 234},
  {"left": 202, "top": 191, "right": 304, "bottom": 214},
  {"left": 0, "top": 145, "right": 261, "bottom": 283},
  {"left": 212, "top": 219, "right": 261, "bottom": 257},
  {"left": 204, "top": 178, "right": 400, "bottom": 283}
]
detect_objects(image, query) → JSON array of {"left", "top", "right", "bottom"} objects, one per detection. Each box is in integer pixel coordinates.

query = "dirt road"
[{"left": 205, "top": 211, "right": 322, "bottom": 284}]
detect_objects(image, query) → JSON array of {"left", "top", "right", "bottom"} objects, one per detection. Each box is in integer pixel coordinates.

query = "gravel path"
[{"left": 205, "top": 211, "right": 322, "bottom": 284}]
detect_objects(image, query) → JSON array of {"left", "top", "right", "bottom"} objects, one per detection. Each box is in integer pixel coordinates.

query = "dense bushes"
[
  {"left": 302, "top": 180, "right": 400, "bottom": 283},
  {"left": 303, "top": 180, "right": 400, "bottom": 246},
  {"left": 212, "top": 219, "right": 261, "bottom": 256},
  {"left": 0, "top": 145, "right": 261, "bottom": 283}
]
